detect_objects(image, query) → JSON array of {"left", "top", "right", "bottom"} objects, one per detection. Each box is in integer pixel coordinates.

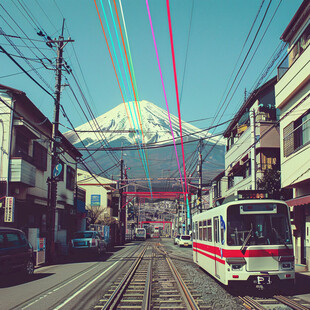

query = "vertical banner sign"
[
  {"left": 4, "top": 197, "right": 15, "bottom": 222},
  {"left": 91, "top": 195, "right": 101, "bottom": 207}
]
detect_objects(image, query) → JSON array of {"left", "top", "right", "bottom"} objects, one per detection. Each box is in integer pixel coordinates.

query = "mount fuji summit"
[{"left": 65, "top": 100, "right": 225, "bottom": 190}]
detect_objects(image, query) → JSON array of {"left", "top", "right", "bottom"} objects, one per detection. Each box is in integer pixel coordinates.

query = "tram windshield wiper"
[
  {"left": 240, "top": 225, "right": 252, "bottom": 252},
  {"left": 272, "top": 228, "right": 289, "bottom": 249}
]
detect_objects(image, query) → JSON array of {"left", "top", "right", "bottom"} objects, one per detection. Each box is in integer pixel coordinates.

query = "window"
[
  {"left": 228, "top": 175, "right": 234, "bottom": 189},
  {"left": 227, "top": 204, "right": 291, "bottom": 246},
  {"left": 243, "top": 160, "right": 251, "bottom": 178},
  {"left": 283, "top": 122, "right": 294, "bottom": 157},
  {"left": 15, "top": 131, "right": 30, "bottom": 158},
  {"left": 6, "top": 233, "right": 21, "bottom": 247},
  {"left": 213, "top": 217, "right": 219, "bottom": 243},
  {"left": 33, "top": 141, "right": 47, "bottom": 171},
  {"left": 259, "top": 151, "right": 278, "bottom": 171},
  {"left": 19, "top": 232, "right": 27, "bottom": 245},
  {"left": 202, "top": 220, "right": 207, "bottom": 241},
  {"left": 194, "top": 221, "right": 198, "bottom": 240},
  {"left": 207, "top": 219, "right": 212, "bottom": 242},
  {"left": 300, "top": 24, "right": 310, "bottom": 53},
  {"left": 284, "top": 110, "right": 310, "bottom": 157},
  {"left": 66, "top": 165, "right": 76, "bottom": 191},
  {"left": 0, "top": 233, "right": 4, "bottom": 249},
  {"left": 199, "top": 221, "right": 203, "bottom": 240}
]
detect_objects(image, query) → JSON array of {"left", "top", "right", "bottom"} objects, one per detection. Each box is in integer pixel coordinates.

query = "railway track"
[
  {"left": 239, "top": 295, "right": 310, "bottom": 310},
  {"left": 94, "top": 241, "right": 209, "bottom": 309}
]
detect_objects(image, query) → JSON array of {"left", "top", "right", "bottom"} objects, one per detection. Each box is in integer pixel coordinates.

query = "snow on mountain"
[{"left": 65, "top": 100, "right": 225, "bottom": 147}]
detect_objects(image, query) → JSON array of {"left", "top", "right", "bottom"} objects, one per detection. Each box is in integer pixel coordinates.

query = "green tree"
[{"left": 257, "top": 169, "right": 292, "bottom": 200}]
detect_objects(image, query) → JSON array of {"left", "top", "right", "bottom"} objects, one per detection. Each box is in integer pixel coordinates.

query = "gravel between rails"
[{"left": 160, "top": 238, "right": 244, "bottom": 310}]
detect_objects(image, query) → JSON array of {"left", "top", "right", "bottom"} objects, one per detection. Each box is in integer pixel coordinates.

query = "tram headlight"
[
  {"left": 232, "top": 264, "right": 243, "bottom": 270},
  {"left": 282, "top": 262, "right": 291, "bottom": 269}
]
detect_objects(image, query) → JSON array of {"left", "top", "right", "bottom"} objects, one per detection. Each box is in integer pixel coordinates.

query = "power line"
[{"left": 0, "top": 42, "right": 54, "bottom": 98}]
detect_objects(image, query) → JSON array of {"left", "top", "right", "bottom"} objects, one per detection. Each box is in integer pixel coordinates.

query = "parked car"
[
  {"left": 70, "top": 231, "right": 106, "bottom": 257},
  {"left": 174, "top": 235, "right": 180, "bottom": 245},
  {"left": 0, "top": 227, "right": 35, "bottom": 278},
  {"left": 178, "top": 235, "right": 192, "bottom": 247}
]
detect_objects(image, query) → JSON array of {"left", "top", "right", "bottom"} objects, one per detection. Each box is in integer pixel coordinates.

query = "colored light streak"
[{"left": 145, "top": 0, "right": 185, "bottom": 195}]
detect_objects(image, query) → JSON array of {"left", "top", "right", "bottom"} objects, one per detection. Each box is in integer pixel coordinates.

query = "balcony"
[
  {"left": 10, "top": 158, "right": 36, "bottom": 186},
  {"left": 276, "top": 44, "right": 310, "bottom": 109},
  {"left": 226, "top": 121, "right": 279, "bottom": 169},
  {"left": 226, "top": 127, "right": 251, "bottom": 168}
]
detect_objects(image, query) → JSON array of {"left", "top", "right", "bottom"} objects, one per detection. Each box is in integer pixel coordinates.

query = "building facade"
[
  {"left": 0, "top": 84, "right": 81, "bottom": 255},
  {"left": 275, "top": 0, "right": 310, "bottom": 269},
  {"left": 223, "top": 77, "right": 280, "bottom": 197},
  {"left": 76, "top": 168, "right": 116, "bottom": 224}
]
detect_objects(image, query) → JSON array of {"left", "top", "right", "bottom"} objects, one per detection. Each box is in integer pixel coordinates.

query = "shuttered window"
[{"left": 283, "top": 122, "right": 294, "bottom": 157}]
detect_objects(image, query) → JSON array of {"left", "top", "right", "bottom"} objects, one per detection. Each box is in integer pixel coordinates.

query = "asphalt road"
[{"left": 0, "top": 243, "right": 141, "bottom": 310}]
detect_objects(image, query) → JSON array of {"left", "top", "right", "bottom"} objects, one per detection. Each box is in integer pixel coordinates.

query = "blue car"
[{"left": 70, "top": 231, "right": 106, "bottom": 258}]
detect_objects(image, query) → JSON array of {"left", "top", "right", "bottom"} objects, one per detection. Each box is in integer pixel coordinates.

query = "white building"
[
  {"left": 275, "top": 0, "right": 310, "bottom": 269},
  {"left": 223, "top": 77, "right": 280, "bottom": 197},
  {"left": 77, "top": 168, "right": 116, "bottom": 224},
  {"left": 0, "top": 84, "right": 81, "bottom": 254}
]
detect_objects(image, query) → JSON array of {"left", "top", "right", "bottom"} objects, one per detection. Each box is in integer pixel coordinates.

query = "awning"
[{"left": 286, "top": 195, "right": 310, "bottom": 207}]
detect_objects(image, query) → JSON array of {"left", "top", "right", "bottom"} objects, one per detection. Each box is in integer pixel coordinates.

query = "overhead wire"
[
  {"left": 0, "top": 43, "right": 54, "bottom": 98},
  {"left": 198, "top": 0, "right": 283, "bottom": 175},
  {"left": 94, "top": 0, "right": 152, "bottom": 193},
  {"left": 0, "top": 23, "right": 54, "bottom": 92},
  {"left": 68, "top": 71, "right": 120, "bottom": 165},
  {"left": 145, "top": 0, "right": 184, "bottom": 194},
  {"left": 188, "top": 0, "right": 275, "bottom": 178},
  {"left": 114, "top": 0, "right": 153, "bottom": 194},
  {"left": 166, "top": 0, "right": 190, "bottom": 220}
]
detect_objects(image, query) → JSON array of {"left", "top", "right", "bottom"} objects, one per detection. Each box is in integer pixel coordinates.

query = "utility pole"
[
  {"left": 47, "top": 20, "right": 74, "bottom": 263},
  {"left": 118, "top": 158, "right": 124, "bottom": 245},
  {"left": 198, "top": 139, "right": 203, "bottom": 213},
  {"left": 250, "top": 108, "right": 256, "bottom": 190}
]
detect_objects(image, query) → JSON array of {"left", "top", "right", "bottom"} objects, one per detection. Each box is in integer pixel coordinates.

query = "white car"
[
  {"left": 178, "top": 235, "right": 192, "bottom": 247},
  {"left": 174, "top": 235, "right": 180, "bottom": 245}
]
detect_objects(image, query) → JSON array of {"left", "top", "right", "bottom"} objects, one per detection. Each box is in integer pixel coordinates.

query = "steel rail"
[
  {"left": 156, "top": 246, "right": 200, "bottom": 310},
  {"left": 141, "top": 256, "right": 153, "bottom": 310},
  {"left": 274, "top": 295, "right": 310, "bottom": 310},
  {"left": 239, "top": 296, "right": 266, "bottom": 310},
  {"left": 101, "top": 244, "right": 148, "bottom": 309}
]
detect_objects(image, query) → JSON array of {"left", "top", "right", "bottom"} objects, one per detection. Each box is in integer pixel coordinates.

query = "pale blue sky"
[{"left": 0, "top": 0, "right": 303, "bottom": 135}]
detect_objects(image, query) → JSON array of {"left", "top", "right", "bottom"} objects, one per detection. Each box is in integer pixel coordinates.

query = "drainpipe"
[
  {"left": 250, "top": 108, "right": 256, "bottom": 190},
  {"left": 0, "top": 120, "right": 4, "bottom": 179},
  {"left": 6, "top": 96, "right": 14, "bottom": 197}
]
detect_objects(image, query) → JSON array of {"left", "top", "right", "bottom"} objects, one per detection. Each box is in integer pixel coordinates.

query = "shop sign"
[{"left": 4, "top": 197, "right": 15, "bottom": 222}]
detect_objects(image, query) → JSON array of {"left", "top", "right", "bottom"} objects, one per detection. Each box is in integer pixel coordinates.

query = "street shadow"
[
  {"left": 0, "top": 272, "right": 54, "bottom": 288},
  {"left": 226, "top": 274, "right": 310, "bottom": 297}
]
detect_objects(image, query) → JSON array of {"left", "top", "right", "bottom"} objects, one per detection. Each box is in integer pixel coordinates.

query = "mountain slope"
[
  {"left": 64, "top": 100, "right": 225, "bottom": 190},
  {"left": 65, "top": 100, "right": 224, "bottom": 147}
]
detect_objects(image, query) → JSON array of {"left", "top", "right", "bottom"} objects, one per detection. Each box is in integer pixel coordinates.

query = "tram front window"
[{"left": 226, "top": 204, "right": 291, "bottom": 246}]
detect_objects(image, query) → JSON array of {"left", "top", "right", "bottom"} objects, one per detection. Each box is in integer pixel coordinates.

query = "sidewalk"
[{"left": 294, "top": 265, "right": 310, "bottom": 303}]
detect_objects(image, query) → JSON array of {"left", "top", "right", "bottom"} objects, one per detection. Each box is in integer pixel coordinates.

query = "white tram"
[
  {"left": 192, "top": 191, "right": 295, "bottom": 289},
  {"left": 135, "top": 228, "right": 146, "bottom": 241}
]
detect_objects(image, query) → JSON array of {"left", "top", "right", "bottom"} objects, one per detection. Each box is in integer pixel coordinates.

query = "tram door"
[
  {"left": 213, "top": 216, "right": 220, "bottom": 278},
  {"left": 194, "top": 221, "right": 198, "bottom": 263}
]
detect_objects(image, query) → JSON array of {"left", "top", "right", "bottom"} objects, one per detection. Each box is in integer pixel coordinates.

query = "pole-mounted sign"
[
  {"left": 53, "top": 162, "right": 63, "bottom": 178},
  {"left": 4, "top": 197, "right": 15, "bottom": 222}
]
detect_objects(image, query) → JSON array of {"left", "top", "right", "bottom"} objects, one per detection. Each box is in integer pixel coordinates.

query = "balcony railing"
[{"left": 277, "top": 27, "right": 309, "bottom": 81}]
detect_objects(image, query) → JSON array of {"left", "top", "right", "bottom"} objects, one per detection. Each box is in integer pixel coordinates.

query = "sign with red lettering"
[{"left": 4, "top": 197, "right": 15, "bottom": 222}]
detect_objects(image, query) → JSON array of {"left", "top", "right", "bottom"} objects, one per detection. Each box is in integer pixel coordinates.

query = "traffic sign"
[{"left": 53, "top": 163, "right": 63, "bottom": 178}]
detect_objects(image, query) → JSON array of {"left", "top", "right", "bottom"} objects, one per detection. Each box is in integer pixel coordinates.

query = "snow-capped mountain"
[
  {"left": 65, "top": 100, "right": 225, "bottom": 190},
  {"left": 65, "top": 100, "right": 224, "bottom": 147}
]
